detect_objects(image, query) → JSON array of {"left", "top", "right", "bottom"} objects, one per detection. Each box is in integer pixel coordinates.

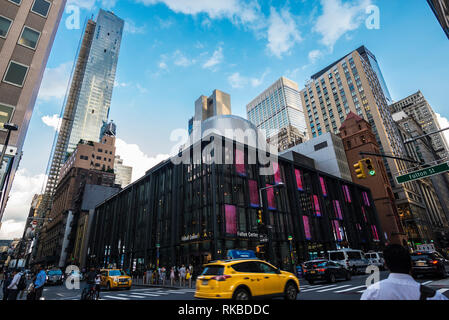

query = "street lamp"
[
  {"left": 0, "top": 123, "right": 18, "bottom": 170},
  {"left": 258, "top": 182, "right": 285, "bottom": 265}
]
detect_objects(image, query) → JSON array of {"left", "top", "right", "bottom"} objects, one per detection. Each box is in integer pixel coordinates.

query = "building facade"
[
  {"left": 281, "top": 131, "right": 352, "bottom": 181},
  {"left": 338, "top": 112, "right": 407, "bottom": 246},
  {"left": 114, "top": 155, "right": 132, "bottom": 187},
  {"left": 301, "top": 46, "right": 431, "bottom": 247},
  {"left": 88, "top": 133, "right": 384, "bottom": 274},
  {"left": 392, "top": 110, "right": 449, "bottom": 248},
  {"left": 0, "top": 0, "right": 66, "bottom": 221},
  {"left": 390, "top": 91, "right": 449, "bottom": 160},
  {"left": 247, "top": 77, "right": 308, "bottom": 149},
  {"left": 427, "top": 0, "right": 449, "bottom": 39}
]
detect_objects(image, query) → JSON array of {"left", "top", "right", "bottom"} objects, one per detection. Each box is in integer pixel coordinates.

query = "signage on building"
[
  {"left": 396, "top": 162, "right": 449, "bottom": 184},
  {"left": 237, "top": 231, "right": 259, "bottom": 238},
  {"left": 181, "top": 234, "right": 200, "bottom": 241}
]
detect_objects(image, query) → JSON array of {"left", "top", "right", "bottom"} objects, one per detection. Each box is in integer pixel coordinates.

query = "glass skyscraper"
[
  {"left": 247, "top": 77, "right": 308, "bottom": 150},
  {"left": 66, "top": 10, "right": 124, "bottom": 153}
]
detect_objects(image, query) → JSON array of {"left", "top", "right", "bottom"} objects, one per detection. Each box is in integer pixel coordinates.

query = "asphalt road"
[{"left": 9, "top": 271, "right": 449, "bottom": 300}]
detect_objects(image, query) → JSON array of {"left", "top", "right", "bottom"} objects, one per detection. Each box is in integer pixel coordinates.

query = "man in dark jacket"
[{"left": 2, "top": 270, "right": 11, "bottom": 301}]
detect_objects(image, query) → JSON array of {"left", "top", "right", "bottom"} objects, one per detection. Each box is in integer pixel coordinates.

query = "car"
[
  {"left": 46, "top": 269, "right": 64, "bottom": 285},
  {"left": 303, "top": 259, "right": 351, "bottom": 284},
  {"left": 194, "top": 258, "right": 300, "bottom": 300},
  {"left": 411, "top": 251, "right": 449, "bottom": 279},
  {"left": 328, "top": 248, "right": 369, "bottom": 274},
  {"left": 365, "top": 252, "right": 385, "bottom": 270},
  {"left": 100, "top": 269, "right": 132, "bottom": 290}
]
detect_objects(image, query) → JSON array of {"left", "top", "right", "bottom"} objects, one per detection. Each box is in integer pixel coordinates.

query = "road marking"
[
  {"left": 300, "top": 284, "right": 338, "bottom": 292},
  {"left": 166, "top": 290, "right": 191, "bottom": 294},
  {"left": 437, "top": 288, "right": 449, "bottom": 294},
  {"left": 117, "top": 294, "right": 146, "bottom": 299},
  {"left": 128, "top": 292, "right": 159, "bottom": 297},
  {"left": 316, "top": 285, "right": 351, "bottom": 292},
  {"left": 334, "top": 285, "right": 366, "bottom": 293},
  {"left": 422, "top": 281, "right": 433, "bottom": 285},
  {"left": 103, "top": 295, "right": 129, "bottom": 300}
]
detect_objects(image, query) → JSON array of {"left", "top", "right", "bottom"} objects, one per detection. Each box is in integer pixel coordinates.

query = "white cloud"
[
  {"left": 202, "top": 46, "right": 223, "bottom": 69},
  {"left": 308, "top": 49, "right": 324, "bottom": 64},
  {"left": 124, "top": 19, "right": 146, "bottom": 34},
  {"left": 115, "top": 138, "right": 169, "bottom": 182},
  {"left": 313, "top": 0, "right": 372, "bottom": 50},
  {"left": 134, "top": 0, "right": 260, "bottom": 25},
  {"left": 67, "top": 0, "right": 116, "bottom": 10},
  {"left": 42, "top": 114, "right": 62, "bottom": 132},
  {"left": 228, "top": 70, "right": 270, "bottom": 89},
  {"left": 159, "top": 61, "right": 168, "bottom": 70},
  {"left": 435, "top": 113, "right": 449, "bottom": 149},
  {"left": 0, "top": 169, "right": 46, "bottom": 239},
  {"left": 37, "top": 62, "right": 72, "bottom": 101},
  {"left": 266, "top": 7, "right": 302, "bottom": 59},
  {"left": 173, "top": 50, "right": 196, "bottom": 67}
]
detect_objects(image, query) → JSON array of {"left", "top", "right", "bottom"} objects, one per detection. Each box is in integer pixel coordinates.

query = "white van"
[
  {"left": 328, "top": 248, "right": 369, "bottom": 274},
  {"left": 365, "top": 252, "right": 385, "bottom": 270}
]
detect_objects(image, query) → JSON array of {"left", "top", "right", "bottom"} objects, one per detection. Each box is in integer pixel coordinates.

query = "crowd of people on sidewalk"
[
  {"left": 141, "top": 264, "right": 196, "bottom": 288},
  {"left": 0, "top": 264, "right": 47, "bottom": 300}
]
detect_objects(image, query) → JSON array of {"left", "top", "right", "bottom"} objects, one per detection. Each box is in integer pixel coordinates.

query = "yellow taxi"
[
  {"left": 100, "top": 269, "right": 132, "bottom": 290},
  {"left": 195, "top": 257, "right": 300, "bottom": 300}
]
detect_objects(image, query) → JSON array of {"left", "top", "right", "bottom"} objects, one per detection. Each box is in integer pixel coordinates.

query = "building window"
[
  {"left": 312, "top": 195, "right": 321, "bottom": 216},
  {"left": 342, "top": 185, "right": 352, "bottom": 203},
  {"left": 225, "top": 204, "right": 237, "bottom": 235},
  {"left": 0, "top": 16, "right": 12, "bottom": 38},
  {"left": 248, "top": 180, "right": 259, "bottom": 208},
  {"left": 319, "top": 176, "right": 327, "bottom": 197},
  {"left": 8, "top": 0, "right": 22, "bottom": 4},
  {"left": 31, "top": 0, "right": 51, "bottom": 18},
  {"left": 0, "top": 103, "right": 15, "bottom": 129},
  {"left": 3, "top": 61, "right": 29, "bottom": 87},
  {"left": 18, "top": 26, "right": 41, "bottom": 49},
  {"left": 302, "top": 216, "right": 312, "bottom": 240},
  {"left": 295, "top": 169, "right": 303, "bottom": 191}
]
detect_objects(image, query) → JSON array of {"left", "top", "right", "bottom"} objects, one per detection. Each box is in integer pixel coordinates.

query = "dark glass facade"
[{"left": 88, "top": 135, "right": 383, "bottom": 273}]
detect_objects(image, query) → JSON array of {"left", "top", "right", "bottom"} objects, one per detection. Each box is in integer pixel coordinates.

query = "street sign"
[{"left": 396, "top": 162, "right": 449, "bottom": 184}]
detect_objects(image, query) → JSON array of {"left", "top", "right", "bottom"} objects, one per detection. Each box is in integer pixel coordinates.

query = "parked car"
[
  {"left": 46, "top": 269, "right": 64, "bottom": 285},
  {"left": 328, "top": 248, "right": 369, "bottom": 274},
  {"left": 411, "top": 251, "right": 449, "bottom": 279},
  {"left": 365, "top": 251, "right": 385, "bottom": 270},
  {"left": 303, "top": 259, "right": 351, "bottom": 284}
]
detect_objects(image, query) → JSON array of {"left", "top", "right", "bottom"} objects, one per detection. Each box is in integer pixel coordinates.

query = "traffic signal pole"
[{"left": 358, "top": 151, "right": 423, "bottom": 165}]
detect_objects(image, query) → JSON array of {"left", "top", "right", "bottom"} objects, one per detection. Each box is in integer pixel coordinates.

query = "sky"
[{"left": 1, "top": 0, "right": 449, "bottom": 239}]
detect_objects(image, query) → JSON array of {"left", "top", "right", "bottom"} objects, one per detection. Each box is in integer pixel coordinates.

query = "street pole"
[{"left": 258, "top": 182, "right": 284, "bottom": 265}]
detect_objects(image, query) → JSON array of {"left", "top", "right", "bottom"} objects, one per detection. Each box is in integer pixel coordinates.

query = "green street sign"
[{"left": 396, "top": 162, "right": 449, "bottom": 184}]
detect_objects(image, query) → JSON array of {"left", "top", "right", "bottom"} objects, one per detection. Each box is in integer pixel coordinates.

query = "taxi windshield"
[{"left": 109, "top": 270, "right": 125, "bottom": 276}]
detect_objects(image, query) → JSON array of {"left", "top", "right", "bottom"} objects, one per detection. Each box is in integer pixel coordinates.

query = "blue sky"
[{"left": 1, "top": 0, "right": 449, "bottom": 238}]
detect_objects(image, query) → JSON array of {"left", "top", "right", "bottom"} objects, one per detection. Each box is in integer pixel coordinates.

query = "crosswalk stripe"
[
  {"left": 128, "top": 292, "right": 159, "bottom": 297},
  {"left": 316, "top": 285, "right": 351, "bottom": 292},
  {"left": 117, "top": 294, "right": 146, "bottom": 299},
  {"left": 438, "top": 288, "right": 449, "bottom": 294},
  {"left": 422, "top": 281, "right": 433, "bottom": 285},
  {"left": 334, "top": 285, "right": 366, "bottom": 293},
  {"left": 300, "top": 284, "right": 338, "bottom": 292},
  {"left": 103, "top": 295, "right": 129, "bottom": 300}
]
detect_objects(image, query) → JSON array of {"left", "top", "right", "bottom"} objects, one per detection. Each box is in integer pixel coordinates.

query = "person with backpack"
[
  {"left": 7, "top": 269, "right": 23, "bottom": 300},
  {"left": 361, "top": 244, "right": 448, "bottom": 300}
]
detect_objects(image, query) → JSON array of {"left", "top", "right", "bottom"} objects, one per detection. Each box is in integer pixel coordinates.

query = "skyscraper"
[
  {"left": 0, "top": 0, "right": 66, "bottom": 222},
  {"left": 427, "top": 0, "right": 449, "bottom": 40},
  {"left": 301, "top": 46, "right": 432, "bottom": 248},
  {"left": 390, "top": 91, "right": 449, "bottom": 159},
  {"left": 44, "top": 9, "right": 123, "bottom": 200},
  {"left": 247, "top": 77, "right": 308, "bottom": 151}
]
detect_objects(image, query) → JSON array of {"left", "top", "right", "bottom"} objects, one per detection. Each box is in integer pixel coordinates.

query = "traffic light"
[
  {"left": 257, "top": 210, "right": 263, "bottom": 224},
  {"left": 365, "top": 158, "right": 376, "bottom": 176},
  {"left": 354, "top": 161, "right": 366, "bottom": 179}
]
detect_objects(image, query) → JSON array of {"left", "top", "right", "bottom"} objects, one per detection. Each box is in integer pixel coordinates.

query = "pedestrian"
[
  {"left": 170, "top": 267, "right": 175, "bottom": 286},
  {"left": 2, "top": 270, "right": 11, "bottom": 301},
  {"left": 179, "top": 265, "right": 186, "bottom": 287},
  {"left": 361, "top": 244, "right": 448, "bottom": 300},
  {"left": 160, "top": 267, "right": 166, "bottom": 286},
  {"left": 33, "top": 265, "right": 47, "bottom": 300},
  {"left": 7, "top": 269, "right": 22, "bottom": 300},
  {"left": 186, "top": 269, "right": 192, "bottom": 288},
  {"left": 95, "top": 271, "right": 101, "bottom": 300}
]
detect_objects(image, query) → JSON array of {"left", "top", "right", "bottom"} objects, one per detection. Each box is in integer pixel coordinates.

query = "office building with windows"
[
  {"left": 300, "top": 46, "right": 433, "bottom": 248},
  {"left": 390, "top": 91, "right": 449, "bottom": 160},
  {"left": 0, "top": 0, "right": 66, "bottom": 222},
  {"left": 247, "top": 77, "right": 308, "bottom": 152},
  {"left": 87, "top": 132, "right": 384, "bottom": 273},
  {"left": 427, "top": 0, "right": 449, "bottom": 39}
]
